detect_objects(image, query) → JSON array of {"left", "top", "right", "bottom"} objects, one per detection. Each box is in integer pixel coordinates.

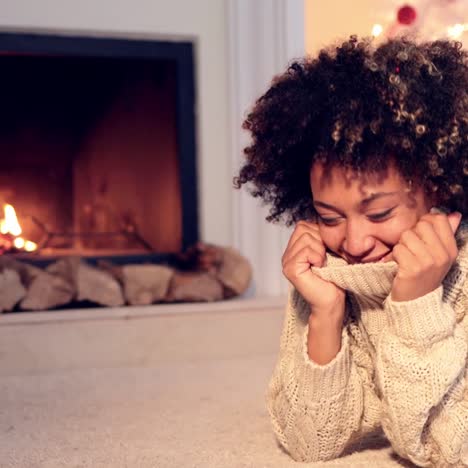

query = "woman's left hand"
[{"left": 390, "top": 211, "right": 462, "bottom": 302}]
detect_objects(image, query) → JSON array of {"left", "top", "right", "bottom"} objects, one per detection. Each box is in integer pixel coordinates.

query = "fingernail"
[
  {"left": 430, "top": 206, "right": 445, "bottom": 214},
  {"left": 448, "top": 211, "right": 462, "bottom": 233}
]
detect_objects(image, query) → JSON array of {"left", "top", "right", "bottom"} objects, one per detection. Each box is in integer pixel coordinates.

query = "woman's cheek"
[
  {"left": 318, "top": 224, "right": 343, "bottom": 253},
  {"left": 379, "top": 216, "right": 414, "bottom": 246}
]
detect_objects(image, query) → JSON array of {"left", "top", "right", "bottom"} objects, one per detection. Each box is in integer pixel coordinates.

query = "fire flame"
[
  {"left": 1, "top": 204, "right": 22, "bottom": 236},
  {"left": 0, "top": 204, "right": 37, "bottom": 252}
]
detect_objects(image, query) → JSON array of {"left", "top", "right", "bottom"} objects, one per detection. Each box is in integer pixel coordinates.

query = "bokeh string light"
[{"left": 371, "top": 0, "right": 467, "bottom": 44}]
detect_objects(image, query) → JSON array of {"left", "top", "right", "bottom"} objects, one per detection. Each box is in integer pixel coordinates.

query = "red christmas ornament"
[{"left": 397, "top": 4, "right": 417, "bottom": 25}]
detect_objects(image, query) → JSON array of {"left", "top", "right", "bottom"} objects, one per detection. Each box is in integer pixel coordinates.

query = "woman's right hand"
[{"left": 282, "top": 221, "right": 346, "bottom": 323}]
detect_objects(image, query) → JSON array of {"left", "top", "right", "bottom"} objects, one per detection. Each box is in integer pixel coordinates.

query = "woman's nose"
[{"left": 342, "top": 223, "right": 375, "bottom": 258}]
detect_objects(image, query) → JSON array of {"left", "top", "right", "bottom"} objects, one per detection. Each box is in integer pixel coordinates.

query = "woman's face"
[{"left": 309, "top": 161, "right": 433, "bottom": 264}]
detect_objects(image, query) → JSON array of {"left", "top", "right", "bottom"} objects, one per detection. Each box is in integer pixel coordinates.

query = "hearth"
[{"left": 0, "top": 32, "right": 198, "bottom": 267}]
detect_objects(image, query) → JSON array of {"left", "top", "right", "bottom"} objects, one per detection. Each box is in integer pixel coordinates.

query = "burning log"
[
  {"left": 0, "top": 233, "right": 14, "bottom": 254},
  {"left": 0, "top": 204, "right": 37, "bottom": 254}
]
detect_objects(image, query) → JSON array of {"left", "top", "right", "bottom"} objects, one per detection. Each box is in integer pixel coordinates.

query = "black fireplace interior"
[{"left": 0, "top": 33, "right": 198, "bottom": 267}]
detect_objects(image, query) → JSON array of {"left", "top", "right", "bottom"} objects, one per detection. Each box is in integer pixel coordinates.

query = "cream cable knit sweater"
[{"left": 266, "top": 223, "right": 468, "bottom": 467}]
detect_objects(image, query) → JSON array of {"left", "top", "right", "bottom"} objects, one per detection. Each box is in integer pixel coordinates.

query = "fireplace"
[{"left": 0, "top": 32, "right": 198, "bottom": 266}]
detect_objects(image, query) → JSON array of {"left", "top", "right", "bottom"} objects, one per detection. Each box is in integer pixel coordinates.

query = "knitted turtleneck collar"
[
  {"left": 309, "top": 221, "right": 468, "bottom": 307},
  {"left": 311, "top": 255, "right": 397, "bottom": 304}
]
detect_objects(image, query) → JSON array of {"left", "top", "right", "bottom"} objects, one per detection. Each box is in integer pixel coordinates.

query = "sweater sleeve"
[
  {"left": 376, "top": 279, "right": 468, "bottom": 467},
  {"left": 265, "top": 287, "right": 382, "bottom": 463}
]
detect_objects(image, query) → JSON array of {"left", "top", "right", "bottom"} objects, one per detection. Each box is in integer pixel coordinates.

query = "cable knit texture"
[{"left": 266, "top": 222, "right": 468, "bottom": 467}]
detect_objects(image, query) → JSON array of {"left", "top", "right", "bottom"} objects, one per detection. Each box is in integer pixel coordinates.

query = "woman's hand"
[
  {"left": 390, "top": 211, "right": 462, "bottom": 302},
  {"left": 282, "top": 221, "right": 345, "bottom": 322}
]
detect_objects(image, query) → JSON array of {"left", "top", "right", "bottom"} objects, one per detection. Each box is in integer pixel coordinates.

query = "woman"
[{"left": 234, "top": 36, "right": 467, "bottom": 466}]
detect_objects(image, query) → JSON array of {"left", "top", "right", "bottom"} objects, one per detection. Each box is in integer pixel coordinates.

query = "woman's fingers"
[
  {"left": 413, "top": 220, "right": 448, "bottom": 261},
  {"left": 394, "top": 229, "right": 432, "bottom": 272},
  {"left": 283, "top": 221, "right": 319, "bottom": 252},
  {"left": 421, "top": 212, "right": 460, "bottom": 260},
  {"left": 281, "top": 226, "right": 325, "bottom": 266},
  {"left": 283, "top": 245, "right": 327, "bottom": 278},
  {"left": 390, "top": 211, "right": 461, "bottom": 301},
  {"left": 282, "top": 233, "right": 326, "bottom": 267}
]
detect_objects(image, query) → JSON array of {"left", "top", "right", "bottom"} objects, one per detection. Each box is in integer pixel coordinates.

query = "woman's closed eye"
[
  {"left": 367, "top": 207, "right": 395, "bottom": 221},
  {"left": 318, "top": 207, "right": 396, "bottom": 226}
]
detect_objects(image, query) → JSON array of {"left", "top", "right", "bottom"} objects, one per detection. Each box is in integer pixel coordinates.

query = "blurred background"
[
  {"left": 306, "top": 0, "right": 467, "bottom": 54},
  {"left": 0, "top": 0, "right": 466, "bottom": 301}
]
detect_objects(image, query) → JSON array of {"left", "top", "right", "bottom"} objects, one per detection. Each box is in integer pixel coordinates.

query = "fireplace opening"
[{"left": 0, "top": 33, "right": 198, "bottom": 266}]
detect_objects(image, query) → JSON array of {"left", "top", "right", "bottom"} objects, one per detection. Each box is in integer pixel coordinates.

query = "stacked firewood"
[{"left": 0, "top": 243, "right": 253, "bottom": 312}]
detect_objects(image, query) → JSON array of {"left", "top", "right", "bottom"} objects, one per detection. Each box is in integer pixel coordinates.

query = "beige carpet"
[{"left": 0, "top": 302, "right": 414, "bottom": 468}]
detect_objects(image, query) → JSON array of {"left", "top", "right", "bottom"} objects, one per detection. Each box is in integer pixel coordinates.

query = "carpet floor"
[{"left": 0, "top": 303, "right": 414, "bottom": 467}]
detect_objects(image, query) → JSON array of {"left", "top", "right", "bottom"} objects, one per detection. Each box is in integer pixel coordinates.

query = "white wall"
[
  {"left": 305, "top": 0, "right": 377, "bottom": 54},
  {"left": 0, "top": 0, "right": 232, "bottom": 247},
  {"left": 227, "top": 0, "right": 304, "bottom": 298}
]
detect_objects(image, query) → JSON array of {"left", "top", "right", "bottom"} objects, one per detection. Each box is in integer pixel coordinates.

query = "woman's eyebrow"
[
  {"left": 361, "top": 191, "right": 398, "bottom": 206},
  {"left": 314, "top": 192, "right": 398, "bottom": 211}
]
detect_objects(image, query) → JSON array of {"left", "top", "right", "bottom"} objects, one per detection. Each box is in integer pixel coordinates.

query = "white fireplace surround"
[{"left": 1, "top": 0, "right": 305, "bottom": 299}]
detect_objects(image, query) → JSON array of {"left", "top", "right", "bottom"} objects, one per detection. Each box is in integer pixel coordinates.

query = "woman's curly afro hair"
[{"left": 233, "top": 36, "right": 468, "bottom": 226}]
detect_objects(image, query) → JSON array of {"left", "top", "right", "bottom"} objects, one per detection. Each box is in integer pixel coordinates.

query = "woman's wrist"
[
  {"left": 309, "top": 298, "right": 345, "bottom": 329},
  {"left": 307, "top": 304, "right": 344, "bottom": 365}
]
